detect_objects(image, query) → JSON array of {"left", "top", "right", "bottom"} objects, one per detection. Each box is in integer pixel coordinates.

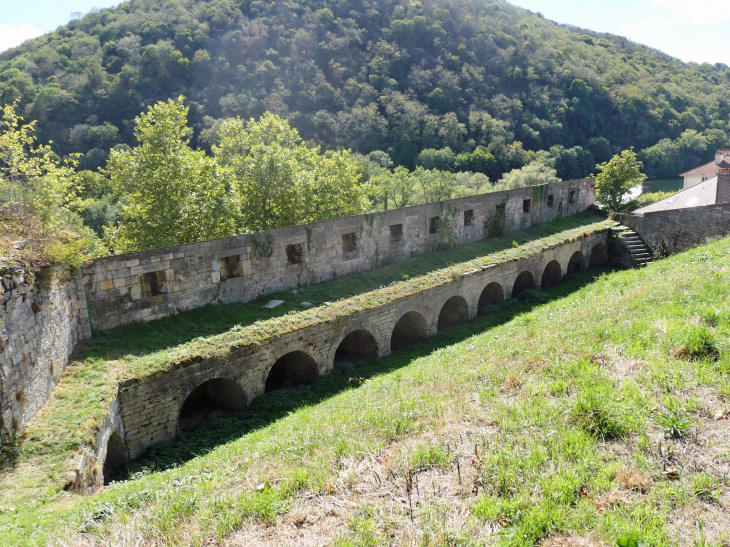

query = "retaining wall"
[
  {"left": 617, "top": 203, "right": 730, "bottom": 254},
  {"left": 81, "top": 179, "right": 595, "bottom": 332},
  {"left": 0, "top": 267, "right": 83, "bottom": 444},
  {"left": 116, "top": 228, "right": 610, "bottom": 460}
]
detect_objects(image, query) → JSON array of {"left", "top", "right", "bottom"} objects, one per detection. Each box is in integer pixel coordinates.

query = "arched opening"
[
  {"left": 541, "top": 261, "right": 562, "bottom": 289},
  {"left": 589, "top": 243, "right": 607, "bottom": 267},
  {"left": 179, "top": 378, "right": 247, "bottom": 431},
  {"left": 265, "top": 351, "right": 319, "bottom": 392},
  {"left": 103, "top": 431, "right": 126, "bottom": 485},
  {"left": 479, "top": 282, "right": 504, "bottom": 310},
  {"left": 437, "top": 296, "right": 470, "bottom": 332},
  {"left": 568, "top": 251, "right": 584, "bottom": 274},
  {"left": 391, "top": 311, "right": 429, "bottom": 351},
  {"left": 335, "top": 330, "right": 379, "bottom": 364},
  {"left": 512, "top": 271, "right": 536, "bottom": 298}
]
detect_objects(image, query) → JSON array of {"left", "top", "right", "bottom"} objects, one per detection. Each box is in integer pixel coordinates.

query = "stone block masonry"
[
  {"left": 81, "top": 178, "right": 595, "bottom": 332},
  {"left": 617, "top": 202, "right": 730, "bottom": 255},
  {"left": 0, "top": 267, "right": 83, "bottom": 444},
  {"left": 117, "top": 228, "right": 610, "bottom": 459}
]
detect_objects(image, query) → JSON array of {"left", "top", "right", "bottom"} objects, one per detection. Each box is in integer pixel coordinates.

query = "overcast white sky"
[{"left": 0, "top": 0, "right": 727, "bottom": 65}]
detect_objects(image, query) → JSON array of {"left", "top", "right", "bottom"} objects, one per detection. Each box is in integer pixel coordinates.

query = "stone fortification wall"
[
  {"left": 81, "top": 178, "right": 595, "bottom": 332},
  {"left": 0, "top": 267, "right": 83, "bottom": 443},
  {"left": 117, "top": 228, "right": 610, "bottom": 459},
  {"left": 617, "top": 203, "right": 730, "bottom": 255}
]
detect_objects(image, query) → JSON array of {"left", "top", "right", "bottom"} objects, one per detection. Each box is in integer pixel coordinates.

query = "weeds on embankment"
[
  {"left": 3, "top": 222, "right": 730, "bottom": 547},
  {"left": 0, "top": 213, "right": 609, "bottom": 520}
]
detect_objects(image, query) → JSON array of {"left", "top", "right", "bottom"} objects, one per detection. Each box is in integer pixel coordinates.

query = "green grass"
[
  {"left": 3, "top": 218, "right": 730, "bottom": 546},
  {"left": 0, "top": 213, "right": 611, "bottom": 517}
]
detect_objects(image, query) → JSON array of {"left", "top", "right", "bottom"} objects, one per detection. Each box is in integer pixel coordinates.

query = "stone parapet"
[
  {"left": 81, "top": 178, "right": 596, "bottom": 333},
  {"left": 617, "top": 202, "right": 730, "bottom": 255}
]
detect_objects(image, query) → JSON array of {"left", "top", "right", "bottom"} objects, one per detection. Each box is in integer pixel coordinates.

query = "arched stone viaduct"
[{"left": 117, "top": 231, "right": 610, "bottom": 460}]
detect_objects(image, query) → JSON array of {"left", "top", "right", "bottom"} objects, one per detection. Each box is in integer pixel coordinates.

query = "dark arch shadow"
[
  {"left": 265, "top": 351, "right": 319, "bottom": 393},
  {"left": 589, "top": 243, "right": 607, "bottom": 267},
  {"left": 568, "top": 251, "right": 584, "bottom": 274},
  {"left": 391, "top": 311, "right": 428, "bottom": 351},
  {"left": 541, "top": 260, "right": 562, "bottom": 289},
  {"left": 479, "top": 282, "right": 504, "bottom": 312},
  {"left": 335, "top": 330, "right": 379, "bottom": 364},
  {"left": 103, "top": 431, "right": 127, "bottom": 485},
  {"left": 117, "top": 266, "right": 614, "bottom": 480},
  {"left": 512, "top": 271, "right": 536, "bottom": 297},
  {"left": 179, "top": 378, "right": 247, "bottom": 432},
  {"left": 437, "top": 296, "right": 469, "bottom": 332}
]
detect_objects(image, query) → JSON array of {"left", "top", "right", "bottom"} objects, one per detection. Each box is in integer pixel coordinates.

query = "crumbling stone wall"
[
  {"left": 617, "top": 203, "right": 730, "bottom": 255},
  {"left": 63, "top": 398, "right": 125, "bottom": 494},
  {"left": 0, "top": 267, "right": 82, "bottom": 443},
  {"left": 81, "top": 178, "right": 596, "bottom": 333},
  {"left": 117, "top": 228, "right": 610, "bottom": 459}
]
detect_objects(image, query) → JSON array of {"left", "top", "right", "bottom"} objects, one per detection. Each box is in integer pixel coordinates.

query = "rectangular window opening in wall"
[
  {"left": 389, "top": 223, "right": 403, "bottom": 243},
  {"left": 496, "top": 203, "right": 506, "bottom": 216},
  {"left": 464, "top": 209, "right": 474, "bottom": 226},
  {"left": 285, "top": 243, "right": 303, "bottom": 265},
  {"left": 429, "top": 216, "right": 440, "bottom": 234},
  {"left": 547, "top": 194, "right": 554, "bottom": 208},
  {"left": 219, "top": 255, "right": 242, "bottom": 280},
  {"left": 569, "top": 190, "right": 576, "bottom": 204},
  {"left": 140, "top": 270, "right": 168, "bottom": 297},
  {"left": 523, "top": 199, "right": 531, "bottom": 213},
  {"left": 342, "top": 232, "right": 358, "bottom": 255}
]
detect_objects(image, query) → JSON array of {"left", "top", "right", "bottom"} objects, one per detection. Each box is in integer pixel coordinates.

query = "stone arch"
[
  {"left": 265, "top": 351, "right": 319, "bottom": 392},
  {"left": 391, "top": 311, "right": 429, "bottom": 351},
  {"left": 541, "top": 260, "right": 562, "bottom": 289},
  {"left": 589, "top": 243, "right": 607, "bottom": 267},
  {"left": 103, "top": 430, "right": 126, "bottom": 485},
  {"left": 179, "top": 377, "right": 247, "bottom": 431},
  {"left": 568, "top": 251, "right": 584, "bottom": 274},
  {"left": 478, "top": 282, "right": 504, "bottom": 309},
  {"left": 335, "top": 330, "right": 379, "bottom": 364},
  {"left": 512, "top": 271, "right": 536, "bottom": 297},
  {"left": 437, "top": 295, "right": 469, "bottom": 332}
]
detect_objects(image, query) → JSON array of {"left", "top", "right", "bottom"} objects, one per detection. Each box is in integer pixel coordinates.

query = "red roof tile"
[{"left": 680, "top": 158, "right": 730, "bottom": 177}]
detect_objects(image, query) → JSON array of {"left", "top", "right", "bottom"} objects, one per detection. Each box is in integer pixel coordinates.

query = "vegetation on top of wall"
[
  {"left": 2, "top": 224, "right": 730, "bottom": 545},
  {"left": 0, "top": 212, "right": 609, "bottom": 522},
  {"left": 0, "top": 103, "right": 104, "bottom": 270}
]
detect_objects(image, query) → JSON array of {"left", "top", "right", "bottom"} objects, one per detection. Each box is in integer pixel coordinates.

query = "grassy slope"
[
  {"left": 0, "top": 213, "right": 609, "bottom": 520},
  {"left": 48, "top": 236, "right": 730, "bottom": 545},
  {"left": 3, "top": 222, "right": 729, "bottom": 546}
]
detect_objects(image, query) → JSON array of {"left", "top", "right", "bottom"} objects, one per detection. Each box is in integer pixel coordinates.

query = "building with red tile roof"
[{"left": 680, "top": 149, "right": 730, "bottom": 189}]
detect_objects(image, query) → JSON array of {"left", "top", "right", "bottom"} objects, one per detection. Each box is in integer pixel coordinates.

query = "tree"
[
  {"left": 0, "top": 102, "right": 102, "bottom": 266},
  {"left": 214, "top": 112, "right": 369, "bottom": 232},
  {"left": 595, "top": 149, "right": 647, "bottom": 212},
  {"left": 0, "top": 101, "right": 76, "bottom": 231},
  {"left": 106, "top": 97, "right": 230, "bottom": 253},
  {"left": 415, "top": 167, "right": 458, "bottom": 203},
  {"left": 495, "top": 161, "right": 559, "bottom": 191},
  {"left": 371, "top": 166, "right": 416, "bottom": 210},
  {"left": 416, "top": 147, "right": 455, "bottom": 171}
]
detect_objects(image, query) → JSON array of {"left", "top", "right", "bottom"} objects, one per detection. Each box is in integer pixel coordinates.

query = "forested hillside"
[{"left": 2, "top": 0, "right": 730, "bottom": 179}]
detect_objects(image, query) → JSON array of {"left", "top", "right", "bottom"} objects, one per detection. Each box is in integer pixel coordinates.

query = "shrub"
[
  {"left": 570, "top": 389, "right": 631, "bottom": 440},
  {"left": 669, "top": 323, "right": 719, "bottom": 361}
]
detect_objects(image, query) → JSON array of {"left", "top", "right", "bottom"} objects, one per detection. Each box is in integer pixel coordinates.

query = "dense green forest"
[{"left": 2, "top": 0, "right": 730, "bottom": 181}]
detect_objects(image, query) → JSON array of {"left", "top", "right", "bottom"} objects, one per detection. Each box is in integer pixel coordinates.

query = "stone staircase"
[{"left": 613, "top": 225, "right": 654, "bottom": 267}]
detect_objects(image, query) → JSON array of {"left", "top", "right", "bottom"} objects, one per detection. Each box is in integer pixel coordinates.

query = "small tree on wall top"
[{"left": 596, "top": 149, "right": 647, "bottom": 212}]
